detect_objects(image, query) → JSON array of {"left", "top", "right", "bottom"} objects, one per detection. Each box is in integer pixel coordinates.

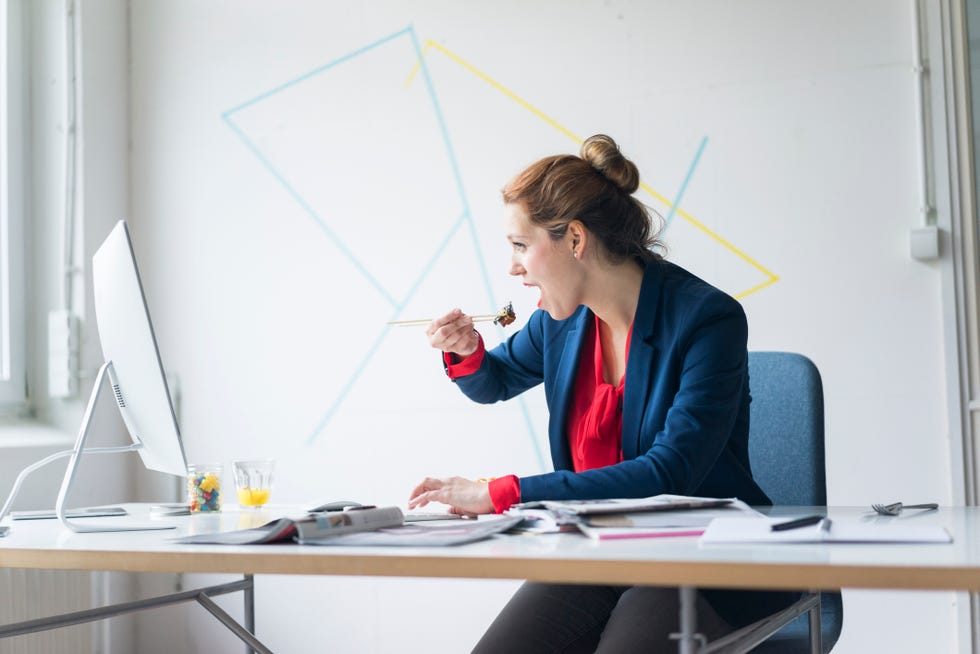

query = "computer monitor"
[
  {"left": 0, "top": 220, "right": 188, "bottom": 533},
  {"left": 57, "top": 219, "right": 189, "bottom": 531},
  {"left": 90, "top": 220, "right": 187, "bottom": 477}
]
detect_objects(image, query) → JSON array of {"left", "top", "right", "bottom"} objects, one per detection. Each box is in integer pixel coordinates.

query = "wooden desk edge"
[{"left": 1, "top": 548, "right": 976, "bottom": 592}]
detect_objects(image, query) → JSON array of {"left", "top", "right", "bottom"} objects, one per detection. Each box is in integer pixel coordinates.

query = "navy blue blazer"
[{"left": 456, "top": 259, "right": 770, "bottom": 507}]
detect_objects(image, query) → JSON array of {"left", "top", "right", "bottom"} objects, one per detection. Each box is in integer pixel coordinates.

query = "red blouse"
[{"left": 444, "top": 316, "right": 631, "bottom": 513}]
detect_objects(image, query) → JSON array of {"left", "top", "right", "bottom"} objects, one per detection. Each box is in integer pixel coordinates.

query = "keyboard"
[{"left": 10, "top": 506, "right": 128, "bottom": 520}]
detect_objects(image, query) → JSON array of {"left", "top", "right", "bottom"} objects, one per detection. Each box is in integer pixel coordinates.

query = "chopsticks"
[
  {"left": 387, "top": 302, "right": 516, "bottom": 327},
  {"left": 387, "top": 313, "right": 505, "bottom": 327}
]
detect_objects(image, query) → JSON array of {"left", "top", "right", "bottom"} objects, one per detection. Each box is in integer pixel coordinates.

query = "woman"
[{"left": 408, "top": 135, "right": 794, "bottom": 652}]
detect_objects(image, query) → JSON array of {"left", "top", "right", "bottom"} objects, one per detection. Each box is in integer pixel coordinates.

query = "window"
[{"left": 0, "top": 0, "right": 27, "bottom": 410}]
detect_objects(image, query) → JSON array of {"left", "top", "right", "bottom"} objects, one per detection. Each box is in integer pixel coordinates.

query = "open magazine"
[
  {"left": 172, "top": 506, "right": 405, "bottom": 545},
  {"left": 173, "top": 507, "right": 521, "bottom": 547}
]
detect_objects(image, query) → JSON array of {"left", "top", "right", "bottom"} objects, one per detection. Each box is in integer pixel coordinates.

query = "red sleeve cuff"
[
  {"left": 488, "top": 475, "right": 520, "bottom": 513},
  {"left": 443, "top": 334, "right": 486, "bottom": 380}
]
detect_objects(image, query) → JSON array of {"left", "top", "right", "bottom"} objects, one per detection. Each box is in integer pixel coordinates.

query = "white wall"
[{"left": 118, "top": 1, "right": 957, "bottom": 652}]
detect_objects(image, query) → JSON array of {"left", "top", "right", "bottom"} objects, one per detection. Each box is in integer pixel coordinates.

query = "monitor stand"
[{"left": 0, "top": 361, "right": 178, "bottom": 533}]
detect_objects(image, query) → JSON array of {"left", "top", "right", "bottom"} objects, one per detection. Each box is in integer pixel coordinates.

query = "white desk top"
[{"left": 0, "top": 505, "right": 977, "bottom": 592}]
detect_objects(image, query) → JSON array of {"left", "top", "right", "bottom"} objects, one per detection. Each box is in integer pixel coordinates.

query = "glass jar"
[{"left": 187, "top": 463, "right": 223, "bottom": 512}]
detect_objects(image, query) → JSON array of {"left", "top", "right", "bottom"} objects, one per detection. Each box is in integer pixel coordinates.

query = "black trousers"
[{"left": 471, "top": 582, "right": 734, "bottom": 654}]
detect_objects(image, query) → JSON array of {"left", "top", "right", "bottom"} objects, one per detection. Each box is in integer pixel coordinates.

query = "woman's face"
[{"left": 504, "top": 202, "right": 582, "bottom": 320}]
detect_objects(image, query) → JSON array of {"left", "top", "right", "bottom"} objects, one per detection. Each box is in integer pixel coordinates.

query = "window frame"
[{"left": 0, "top": 0, "right": 28, "bottom": 411}]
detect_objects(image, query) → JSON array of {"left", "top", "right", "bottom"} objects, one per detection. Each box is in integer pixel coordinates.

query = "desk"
[{"left": 0, "top": 505, "right": 976, "bottom": 652}]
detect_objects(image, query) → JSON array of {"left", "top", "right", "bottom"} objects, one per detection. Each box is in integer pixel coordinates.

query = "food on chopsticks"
[{"left": 492, "top": 301, "right": 516, "bottom": 326}]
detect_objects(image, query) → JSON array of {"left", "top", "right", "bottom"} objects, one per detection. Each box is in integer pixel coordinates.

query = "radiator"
[{"left": 0, "top": 569, "right": 95, "bottom": 654}]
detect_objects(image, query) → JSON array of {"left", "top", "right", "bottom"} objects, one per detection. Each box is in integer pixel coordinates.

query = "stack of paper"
[
  {"left": 504, "top": 508, "right": 580, "bottom": 534},
  {"left": 516, "top": 494, "right": 737, "bottom": 516},
  {"left": 576, "top": 497, "right": 763, "bottom": 541},
  {"left": 507, "top": 495, "right": 763, "bottom": 540}
]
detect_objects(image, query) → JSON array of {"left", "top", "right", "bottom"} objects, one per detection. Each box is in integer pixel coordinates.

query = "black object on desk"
[
  {"left": 770, "top": 515, "right": 825, "bottom": 532},
  {"left": 308, "top": 500, "right": 363, "bottom": 513}
]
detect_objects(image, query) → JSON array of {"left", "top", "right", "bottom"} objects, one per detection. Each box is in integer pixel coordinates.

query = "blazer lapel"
[{"left": 622, "top": 263, "right": 665, "bottom": 458}]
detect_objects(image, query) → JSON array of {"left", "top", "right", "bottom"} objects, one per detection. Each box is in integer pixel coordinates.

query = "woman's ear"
[{"left": 567, "top": 220, "right": 588, "bottom": 258}]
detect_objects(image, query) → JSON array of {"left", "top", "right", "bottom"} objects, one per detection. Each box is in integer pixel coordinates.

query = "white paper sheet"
[{"left": 700, "top": 517, "right": 952, "bottom": 544}]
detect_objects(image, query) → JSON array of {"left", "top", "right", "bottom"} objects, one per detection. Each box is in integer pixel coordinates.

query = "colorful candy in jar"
[{"left": 187, "top": 466, "right": 222, "bottom": 512}]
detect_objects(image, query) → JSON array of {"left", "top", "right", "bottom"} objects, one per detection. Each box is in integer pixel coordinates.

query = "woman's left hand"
[{"left": 408, "top": 476, "right": 494, "bottom": 517}]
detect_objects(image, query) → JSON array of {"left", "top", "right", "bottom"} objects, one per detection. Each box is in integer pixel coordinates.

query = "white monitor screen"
[{"left": 92, "top": 220, "right": 187, "bottom": 477}]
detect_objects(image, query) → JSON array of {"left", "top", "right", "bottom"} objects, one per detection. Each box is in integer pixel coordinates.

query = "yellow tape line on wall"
[{"left": 406, "top": 40, "right": 779, "bottom": 300}]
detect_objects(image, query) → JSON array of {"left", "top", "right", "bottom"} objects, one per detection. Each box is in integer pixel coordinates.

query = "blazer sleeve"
[
  {"left": 519, "top": 298, "right": 749, "bottom": 501},
  {"left": 452, "top": 310, "right": 548, "bottom": 403}
]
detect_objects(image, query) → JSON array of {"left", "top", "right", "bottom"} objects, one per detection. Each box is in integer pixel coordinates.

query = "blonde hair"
[{"left": 501, "top": 134, "right": 662, "bottom": 264}]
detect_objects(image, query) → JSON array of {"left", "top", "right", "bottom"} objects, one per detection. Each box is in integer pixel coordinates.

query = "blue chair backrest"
[{"left": 748, "top": 352, "right": 826, "bottom": 506}]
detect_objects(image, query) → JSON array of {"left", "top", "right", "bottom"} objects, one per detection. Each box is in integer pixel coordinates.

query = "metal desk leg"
[
  {"left": 244, "top": 574, "right": 256, "bottom": 654},
  {"left": 676, "top": 585, "right": 703, "bottom": 654},
  {"left": 0, "top": 576, "right": 272, "bottom": 652},
  {"left": 198, "top": 593, "right": 273, "bottom": 654},
  {"left": 808, "top": 591, "right": 823, "bottom": 654}
]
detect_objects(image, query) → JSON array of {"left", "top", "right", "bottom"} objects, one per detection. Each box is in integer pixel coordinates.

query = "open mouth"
[{"left": 521, "top": 283, "right": 542, "bottom": 308}]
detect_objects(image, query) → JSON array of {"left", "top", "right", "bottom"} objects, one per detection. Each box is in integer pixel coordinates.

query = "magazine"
[
  {"left": 172, "top": 506, "right": 405, "bottom": 545},
  {"left": 173, "top": 508, "right": 520, "bottom": 547}
]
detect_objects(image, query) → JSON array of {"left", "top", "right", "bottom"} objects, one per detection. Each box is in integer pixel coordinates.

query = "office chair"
[{"left": 746, "top": 351, "right": 843, "bottom": 653}]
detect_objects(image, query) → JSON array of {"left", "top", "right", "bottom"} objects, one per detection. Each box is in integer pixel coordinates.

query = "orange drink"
[{"left": 237, "top": 487, "right": 271, "bottom": 506}]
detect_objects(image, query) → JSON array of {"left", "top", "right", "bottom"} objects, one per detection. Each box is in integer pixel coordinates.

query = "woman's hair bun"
[{"left": 580, "top": 134, "right": 640, "bottom": 194}]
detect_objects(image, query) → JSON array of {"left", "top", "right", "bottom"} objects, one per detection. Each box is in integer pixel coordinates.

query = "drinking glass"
[{"left": 233, "top": 460, "right": 275, "bottom": 509}]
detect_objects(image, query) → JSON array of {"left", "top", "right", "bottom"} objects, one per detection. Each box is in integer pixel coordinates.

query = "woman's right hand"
[{"left": 427, "top": 308, "right": 480, "bottom": 358}]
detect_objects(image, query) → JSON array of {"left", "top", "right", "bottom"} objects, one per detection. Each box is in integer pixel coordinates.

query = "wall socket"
[{"left": 48, "top": 309, "right": 79, "bottom": 398}]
